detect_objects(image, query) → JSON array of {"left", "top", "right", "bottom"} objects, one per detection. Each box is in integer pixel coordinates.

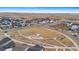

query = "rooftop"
[{"left": 27, "top": 45, "right": 44, "bottom": 51}]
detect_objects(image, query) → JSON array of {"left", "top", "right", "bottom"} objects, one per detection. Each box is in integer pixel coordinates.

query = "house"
[
  {"left": 0, "top": 37, "right": 15, "bottom": 51},
  {"left": 25, "top": 20, "right": 31, "bottom": 26},
  {"left": 70, "top": 24, "right": 79, "bottom": 32},
  {"left": 0, "top": 17, "right": 13, "bottom": 30},
  {"left": 63, "top": 20, "right": 73, "bottom": 26},
  {"left": 0, "top": 47, "right": 5, "bottom": 51},
  {"left": 27, "top": 45, "right": 44, "bottom": 51},
  {"left": 12, "top": 44, "right": 30, "bottom": 51}
]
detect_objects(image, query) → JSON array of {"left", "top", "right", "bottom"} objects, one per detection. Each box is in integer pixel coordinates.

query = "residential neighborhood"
[{"left": 0, "top": 13, "right": 79, "bottom": 51}]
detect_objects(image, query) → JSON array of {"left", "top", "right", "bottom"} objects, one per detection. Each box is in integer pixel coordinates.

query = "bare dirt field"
[{"left": 8, "top": 26, "right": 74, "bottom": 47}]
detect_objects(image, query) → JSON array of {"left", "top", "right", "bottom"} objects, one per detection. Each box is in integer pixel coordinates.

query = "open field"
[
  {"left": 8, "top": 26, "right": 74, "bottom": 48},
  {"left": 48, "top": 23, "right": 69, "bottom": 30},
  {"left": 0, "top": 13, "right": 79, "bottom": 20},
  {"left": 18, "top": 27, "right": 61, "bottom": 38}
]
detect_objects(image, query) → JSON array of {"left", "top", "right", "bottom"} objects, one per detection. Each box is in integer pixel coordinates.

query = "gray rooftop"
[{"left": 27, "top": 45, "right": 44, "bottom": 51}]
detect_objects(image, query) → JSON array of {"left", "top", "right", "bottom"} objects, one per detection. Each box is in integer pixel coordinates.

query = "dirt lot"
[{"left": 8, "top": 26, "right": 74, "bottom": 47}]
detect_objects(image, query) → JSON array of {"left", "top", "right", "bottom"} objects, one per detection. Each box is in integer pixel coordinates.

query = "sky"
[{"left": 0, "top": 7, "right": 79, "bottom": 13}]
